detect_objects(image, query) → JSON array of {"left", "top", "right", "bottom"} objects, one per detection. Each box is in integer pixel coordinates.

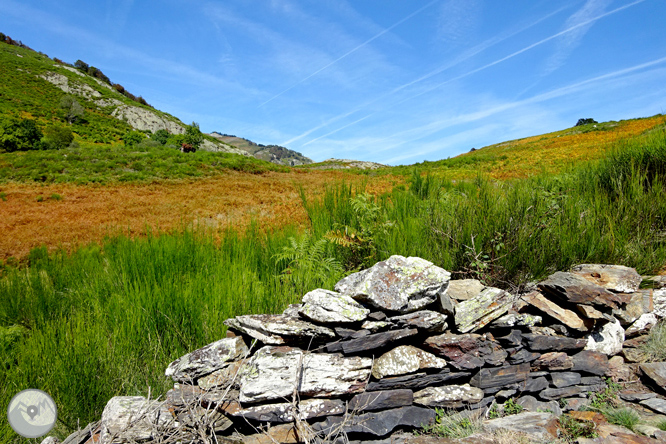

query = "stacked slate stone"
[{"left": 54, "top": 256, "right": 666, "bottom": 444}]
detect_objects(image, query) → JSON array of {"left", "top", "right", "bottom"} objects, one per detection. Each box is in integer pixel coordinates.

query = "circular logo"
[{"left": 7, "top": 389, "right": 58, "bottom": 438}]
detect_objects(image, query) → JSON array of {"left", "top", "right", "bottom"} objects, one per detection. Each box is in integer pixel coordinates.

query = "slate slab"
[
  {"left": 551, "top": 372, "right": 582, "bottom": 388},
  {"left": 571, "top": 350, "right": 610, "bottom": 376},
  {"left": 312, "top": 406, "right": 436, "bottom": 437},
  {"left": 424, "top": 332, "right": 507, "bottom": 370},
  {"left": 334, "top": 255, "right": 450, "bottom": 314},
  {"left": 571, "top": 264, "right": 642, "bottom": 293},
  {"left": 469, "top": 363, "right": 530, "bottom": 389},
  {"left": 413, "top": 384, "right": 484, "bottom": 408},
  {"left": 454, "top": 287, "right": 515, "bottom": 333},
  {"left": 372, "top": 345, "right": 446, "bottom": 379},
  {"left": 538, "top": 271, "right": 629, "bottom": 309},
  {"left": 224, "top": 314, "right": 335, "bottom": 345},
  {"left": 325, "top": 328, "right": 418, "bottom": 354},
  {"left": 165, "top": 336, "right": 248, "bottom": 382},
  {"left": 521, "top": 290, "right": 589, "bottom": 331},
  {"left": 389, "top": 310, "right": 448, "bottom": 333},
  {"left": 640, "top": 362, "right": 666, "bottom": 392},
  {"left": 298, "top": 288, "right": 370, "bottom": 323},
  {"left": 349, "top": 389, "right": 414, "bottom": 412},
  {"left": 640, "top": 398, "right": 666, "bottom": 415},
  {"left": 365, "top": 370, "right": 471, "bottom": 392},
  {"left": 482, "top": 412, "right": 559, "bottom": 441},
  {"left": 523, "top": 334, "right": 587, "bottom": 351}
]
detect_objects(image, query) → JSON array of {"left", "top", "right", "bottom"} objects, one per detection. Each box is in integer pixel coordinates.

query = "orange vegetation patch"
[{"left": 0, "top": 170, "right": 402, "bottom": 261}]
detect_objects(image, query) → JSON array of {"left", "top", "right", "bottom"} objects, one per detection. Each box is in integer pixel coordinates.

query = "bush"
[
  {"left": 151, "top": 129, "right": 170, "bottom": 145},
  {"left": 42, "top": 125, "right": 74, "bottom": 149},
  {"left": 0, "top": 117, "right": 43, "bottom": 152},
  {"left": 59, "top": 96, "right": 84, "bottom": 124},
  {"left": 122, "top": 130, "right": 145, "bottom": 147},
  {"left": 576, "top": 118, "right": 598, "bottom": 127}
]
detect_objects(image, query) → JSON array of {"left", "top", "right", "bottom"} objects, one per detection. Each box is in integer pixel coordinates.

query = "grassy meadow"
[{"left": 2, "top": 124, "right": 666, "bottom": 442}]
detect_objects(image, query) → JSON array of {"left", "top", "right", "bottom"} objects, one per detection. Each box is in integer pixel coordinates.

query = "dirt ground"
[{"left": 0, "top": 170, "right": 402, "bottom": 262}]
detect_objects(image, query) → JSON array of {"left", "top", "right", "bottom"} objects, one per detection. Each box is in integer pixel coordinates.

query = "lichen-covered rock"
[
  {"left": 571, "top": 350, "right": 609, "bottom": 376},
  {"left": 298, "top": 289, "right": 370, "bottom": 323},
  {"left": 197, "top": 360, "right": 246, "bottom": 390},
  {"left": 324, "top": 328, "right": 417, "bottom": 354},
  {"left": 224, "top": 314, "right": 335, "bottom": 345},
  {"left": 454, "top": 287, "right": 516, "bottom": 333},
  {"left": 239, "top": 346, "right": 372, "bottom": 403},
  {"left": 626, "top": 313, "right": 658, "bottom": 337},
  {"left": 413, "top": 384, "right": 484, "bottom": 408},
  {"left": 538, "top": 272, "right": 629, "bottom": 309},
  {"left": 490, "top": 313, "right": 542, "bottom": 328},
  {"left": 334, "top": 255, "right": 450, "bottom": 314},
  {"left": 165, "top": 336, "right": 248, "bottom": 382},
  {"left": 99, "top": 397, "right": 174, "bottom": 444},
  {"left": 654, "top": 288, "right": 666, "bottom": 318},
  {"left": 571, "top": 264, "right": 642, "bottom": 293},
  {"left": 388, "top": 310, "right": 448, "bottom": 332},
  {"left": 640, "top": 362, "right": 666, "bottom": 391},
  {"left": 372, "top": 346, "right": 447, "bottom": 379},
  {"left": 221, "top": 398, "right": 345, "bottom": 423},
  {"left": 584, "top": 318, "right": 625, "bottom": 356}
]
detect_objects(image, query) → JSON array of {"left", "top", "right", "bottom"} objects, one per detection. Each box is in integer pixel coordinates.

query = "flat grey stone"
[
  {"left": 224, "top": 314, "right": 335, "bottom": 345},
  {"left": 524, "top": 334, "right": 588, "bottom": 351},
  {"left": 99, "top": 397, "right": 174, "bottom": 444},
  {"left": 454, "top": 287, "right": 516, "bottom": 333},
  {"left": 618, "top": 390, "right": 657, "bottom": 402},
  {"left": 335, "top": 255, "right": 450, "bottom": 314},
  {"left": 551, "top": 372, "right": 582, "bottom": 388},
  {"left": 469, "top": 363, "right": 530, "bottom": 389},
  {"left": 482, "top": 412, "right": 558, "bottom": 441},
  {"left": 572, "top": 350, "right": 610, "bottom": 375},
  {"left": 389, "top": 310, "right": 448, "bottom": 333},
  {"left": 571, "top": 264, "right": 642, "bottom": 293},
  {"left": 640, "top": 362, "right": 666, "bottom": 392},
  {"left": 165, "top": 336, "right": 248, "bottom": 382},
  {"left": 372, "top": 345, "right": 446, "bottom": 379},
  {"left": 640, "top": 398, "right": 666, "bottom": 415},
  {"left": 312, "top": 406, "right": 436, "bottom": 437},
  {"left": 538, "top": 271, "right": 629, "bottom": 309},
  {"left": 298, "top": 288, "right": 370, "bottom": 323},
  {"left": 221, "top": 398, "right": 345, "bottom": 423},
  {"left": 325, "top": 328, "right": 418, "bottom": 354},
  {"left": 539, "top": 386, "right": 584, "bottom": 400},
  {"left": 413, "top": 384, "right": 484, "bottom": 408},
  {"left": 424, "top": 332, "right": 507, "bottom": 370},
  {"left": 349, "top": 389, "right": 414, "bottom": 412},
  {"left": 365, "top": 370, "right": 471, "bottom": 392}
]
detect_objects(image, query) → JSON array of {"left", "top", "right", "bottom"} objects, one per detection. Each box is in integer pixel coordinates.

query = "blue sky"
[{"left": 2, "top": 0, "right": 665, "bottom": 165}]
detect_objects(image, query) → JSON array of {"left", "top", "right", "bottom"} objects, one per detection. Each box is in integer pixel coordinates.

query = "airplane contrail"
[{"left": 259, "top": 0, "right": 440, "bottom": 108}]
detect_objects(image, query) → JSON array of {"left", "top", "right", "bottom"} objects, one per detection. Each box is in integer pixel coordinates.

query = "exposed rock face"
[
  {"left": 372, "top": 346, "right": 446, "bottom": 379},
  {"left": 446, "top": 279, "right": 485, "bottom": 301},
  {"left": 571, "top": 264, "right": 642, "bottom": 293},
  {"left": 454, "top": 287, "right": 515, "bottom": 333},
  {"left": 413, "top": 384, "right": 484, "bottom": 408},
  {"left": 165, "top": 336, "right": 247, "bottom": 382},
  {"left": 239, "top": 346, "right": 372, "bottom": 403},
  {"left": 640, "top": 362, "right": 666, "bottom": 391},
  {"left": 538, "top": 271, "right": 628, "bottom": 309},
  {"left": 584, "top": 318, "right": 625, "bottom": 356},
  {"left": 335, "top": 255, "right": 450, "bottom": 313},
  {"left": 40, "top": 71, "right": 102, "bottom": 100},
  {"left": 99, "top": 397, "right": 173, "bottom": 444},
  {"left": 224, "top": 314, "right": 335, "bottom": 345},
  {"left": 298, "top": 289, "right": 370, "bottom": 323}
]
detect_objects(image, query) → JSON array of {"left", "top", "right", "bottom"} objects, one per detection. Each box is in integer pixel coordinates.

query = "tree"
[
  {"left": 151, "top": 129, "right": 170, "bottom": 145},
  {"left": 575, "top": 118, "right": 597, "bottom": 127},
  {"left": 0, "top": 117, "right": 43, "bottom": 152},
  {"left": 74, "top": 59, "right": 89, "bottom": 72},
  {"left": 183, "top": 122, "right": 204, "bottom": 150},
  {"left": 59, "top": 96, "right": 84, "bottom": 124},
  {"left": 122, "top": 130, "right": 145, "bottom": 147},
  {"left": 43, "top": 125, "right": 74, "bottom": 149}
]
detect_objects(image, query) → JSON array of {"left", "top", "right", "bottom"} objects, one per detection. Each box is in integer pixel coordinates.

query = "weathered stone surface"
[
  {"left": 538, "top": 271, "right": 628, "bottom": 309},
  {"left": 99, "top": 397, "right": 173, "bottom": 444},
  {"left": 614, "top": 290, "right": 653, "bottom": 325},
  {"left": 197, "top": 361, "right": 246, "bottom": 390},
  {"left": 653, "top": 288, "right": 666, "bottom": 318},
  {"left": 606, "top": 355, "right": 635, "bottom": 382},
  {"left": 60, "top": 421, "right": 100, "bottom": 444},
  {"left": 522, "top": 376, "right": 549, "bottom": 392},
  {"left": 533, "top": 352, "right": 574, "bottom": 371},
  {"left": 584, "top": 318, "right": 625, "bottom": 356},
  {"left": 361, "top": 320, "right": 391, "bottom": 332},
  {"left": 469, "top": 363, "right": 530, "bottom": 389},
  {"left": 571, "top": 350, "right": 609, "bottom": 375},
  {"left": 325, "top": 328, "right": 418, "bottom": 354},
  {"left": 349, "top": 389, "right": 414, "bottom": 412},
  {"left": 571, "top": 264, "right": 642, "bottom": 293},
  {"left": 618, "top": 389, "right": 657, "bottom": 402},
  {"left": 625, "top": 313, "right": 658, "bottom": 337},
  {"left": 446, "top": 279, "right": 484, "bottom": 301},
  {"left": 424, "top": 333, "right": 506, "bottom": 370},
  {"left": 165, "top": 384, "right": 233, "bottom": 407},
  {"left": 490, "top": 313, "right": 542, "bottom": 328},
  {"left": 508, "top": 348, "right": 541, "bottom": 364},
  {"left": 482, "top": 412, "right": 558, "bottom": 441},
  {"left": 224, "top": 314, "right": 335, "bottom": 345},
  {"left": 522, "top": 291, "right": 589, "bottom": 331},
  {"left": 176, "top": 406, "right": 232, "bottom": 432},
  {"left": 239, "top": 346, "right": 372, "bottom": 403},
  {"left": 516, "top": 396, "right": 562, "bottom": 416},
  {"left": 413, "top": 384, "right": 484, "bottom": 408},
  {"left": 454, "top": 287, "right": 515, "bottom": 333},
  {"left": 366, "top": 370, "right": 471, "bottom": 391},
  {"left": 539, "top": 386, "right": 584, "bottom": 400},
  {"left": 372, "top": 346, "right": 447, "bottom": 379},
  {"left": 165, "top": 336, "right": 248, "bottom": 382},
  {"left": 576, "top": 303, "right": 611, "bottom": 320},
  {"left": 221, "top": 398, "right": 345, "bottom": 423},
  {"left": 41, "top": 437, "right": 59, "bottom": 444},
  {"left": 334, "top": 255, "right": 450, "bottom": 314},
  {"left": 623, "top": 335, "right": 649, "bottom": 348},
  {"left": 389, "top": 310, "right": 448, "bottom": 332},
  {"left": 334, "top": 327, "right": 370, "bottom": 340},
  {"left": 640, "top": 398, "right": 666, "bottom": 415},
  {"left": 551, "top": 371, "right": 582, "bottom": 388},
  {"left": 298, "top": 289, "right": 370, "bottom": 323},
  {"left": 523, "top": 334, "right": 587, "bottom": 351},
  {"left": 242, "top": 423, "right": 308, "bottom": 444},
  {"left": 282, "top": 304, "right": 302, "bottom": 318},
  {"left": 640, "top": 362, "right": 666, "bottom": 391},
  {"left": 312, "top": 406, "right": 436, "bottom": 437},
  {"left": 497, "top": 329, "right": 523, "bottom": 347}
]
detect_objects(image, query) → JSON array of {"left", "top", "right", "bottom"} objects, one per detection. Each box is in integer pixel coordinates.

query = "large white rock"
[
  {"left": 413, "top": 384, "right": 484, "bottom": 408},
  {"left": 654, "top": 288, "right": 666, "bottom": 318},
  {"left": 298, "top": 289, "right": 370, "bottom": 323},
  {"left": 584, "top": 318, "right": 625, "bottom": 356},
  {"left": 165, "top": 336, "right": 248, "bottom": 382},
  {"left": 239, "top": 346, "right": 372, "bottom": 403},
  {"left": 99, "top": 396, "right": 174, "bottom": 444},
  {"left": 372, "top": 345, "right": 447, "bottom": 379},
  {"left": 334, "top": 255, "right": 450, "bottom": 314}
]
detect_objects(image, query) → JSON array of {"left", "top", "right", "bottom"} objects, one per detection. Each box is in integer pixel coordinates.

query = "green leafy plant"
[
  {"left": 50, "top": 193, "right": 62, "bottom": 201},
  {"left": 43, "top": 124, "right": 74, "bottom": 149},
  {"left": 559, "top": 415, "right": 598, "bottom": 442},
  {"left": 36, "top": 195, "right": 43, "bottom": 202},
  {"left": 504, "top": 398, "right": 524, "bottom": 416},
  {"left": 588, "top": 378, "right": 621, "bottom": 411}
]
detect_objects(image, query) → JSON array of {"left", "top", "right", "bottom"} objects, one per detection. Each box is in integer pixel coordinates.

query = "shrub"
[
  {"left": 42, "top": 125, "right": 74, "bottom": 149},
  {"left": 122, "top": 130, "right": 145, "bottom": 147},
  {"left": 559, "top": 415, "right": 598, "bottom": 441},
  {"left": 421, "top": 409, "right": 483, "bottom": 438},
  {"left": 59, "top": 95, "right": 85, "bottom": 124},
  {"left": 0, "top": 117, "right": 43, "bottom": 152},
  {"left": 151, "top": 129, "right": 170, "bottom": 145},
  {"left": 640, "top": 320, "right": 666, "bottom": 362},
  {"left": 576, "top": 118, "right": 598, "bottom": 126}
]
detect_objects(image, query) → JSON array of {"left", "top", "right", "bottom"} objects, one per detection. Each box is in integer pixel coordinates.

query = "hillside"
[{"left": 209, "top": 132, "right": 313, "bottom": 166}]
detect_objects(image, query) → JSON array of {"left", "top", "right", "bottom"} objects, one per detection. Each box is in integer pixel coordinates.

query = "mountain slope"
[{"left": 209, "top": 132, "right": 313, "bottom": 166}]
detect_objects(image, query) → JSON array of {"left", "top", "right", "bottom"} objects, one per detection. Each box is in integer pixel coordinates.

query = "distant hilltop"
[{"left": 209, "top": 132, "right": 313, "bottom": 166}]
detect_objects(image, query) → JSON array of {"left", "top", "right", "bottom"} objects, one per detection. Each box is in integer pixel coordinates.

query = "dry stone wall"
[{"left": 49, "top": 256, "right": 666, "bottom": 444}]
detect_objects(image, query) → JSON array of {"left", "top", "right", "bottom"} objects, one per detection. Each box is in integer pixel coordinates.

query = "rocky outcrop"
[{"left": 48, "top": 258, "right": 666, "bottom": 444}]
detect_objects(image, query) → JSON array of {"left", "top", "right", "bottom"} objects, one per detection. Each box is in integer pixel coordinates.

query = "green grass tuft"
[{"left": 640, "top": 320, "right": 666, "bottom": 362}]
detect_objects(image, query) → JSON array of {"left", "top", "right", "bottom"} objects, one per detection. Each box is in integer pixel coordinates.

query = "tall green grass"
[{"left": 0, "top": 226, "right": 343, "bottom": 442}]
